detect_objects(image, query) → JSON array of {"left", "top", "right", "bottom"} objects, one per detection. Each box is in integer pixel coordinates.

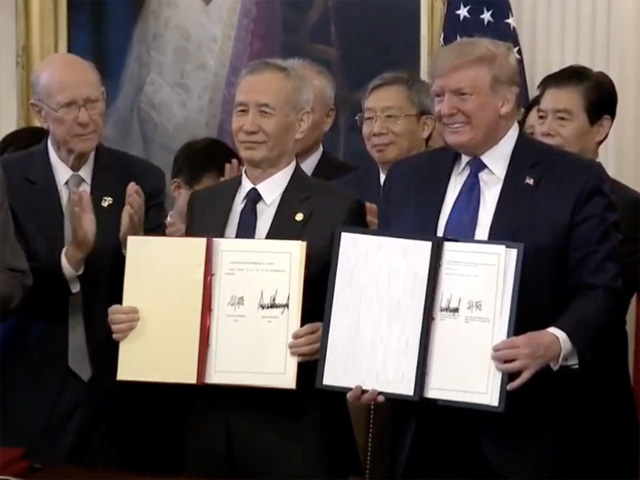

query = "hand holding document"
[
  {"left": 117, "top": 236, "right": 306, "bottom": 389},
  {"left": 318, "top": 229, "right": 522, "bottom": 410}
]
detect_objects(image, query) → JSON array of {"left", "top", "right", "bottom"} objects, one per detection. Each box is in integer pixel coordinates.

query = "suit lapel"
[
  {"left": 91, "top": 145, "right": 126, "bottom": 246},
  {"left": 212, "top": 176, "right": 242, "bottom": 238},
  {"left": 267, "top": 166, "right": 312, "bottom": 240},
  {"left": 24, "top": 143, "right": 65, "bottom": 254},
  {"left": 488, "top": 134, "right": 541, "bottom": 241},
  {"left": 310, "top": 150, "right": 331, "bottom": 180},
  {"left": 421, "top": 149, "right": 457, "bottom": 234}
]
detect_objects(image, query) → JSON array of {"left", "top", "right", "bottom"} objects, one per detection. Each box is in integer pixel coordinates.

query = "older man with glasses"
[
  {"left": 335, "top": 71, "right": 439, "bottom": 228},
  {"left": 0, "top": 53, "right": 166, "bottom": 468}
]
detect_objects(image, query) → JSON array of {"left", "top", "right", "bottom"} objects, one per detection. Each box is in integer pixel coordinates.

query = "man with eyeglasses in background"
[
  {"left": 335, "top": 72, "right": 439, "bottom": 228},
  {"left": 0, "top": 53, "right": 166, "bottom": 468}
]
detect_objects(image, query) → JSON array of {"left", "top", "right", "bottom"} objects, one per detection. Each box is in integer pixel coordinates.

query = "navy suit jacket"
[
  {"left": 380, "top": 133, "right": 637, "bottom": 478},
  {"left": 334, "top": 163, "right": 382, "bottom": 207},
  {"left": 0, "top": 141, "right": 166, "bottom": 455}
]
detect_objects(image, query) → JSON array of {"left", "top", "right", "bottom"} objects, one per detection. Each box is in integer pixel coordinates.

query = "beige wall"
[{"left": 0, "top": 0, "right": 18, "bottom": 138}]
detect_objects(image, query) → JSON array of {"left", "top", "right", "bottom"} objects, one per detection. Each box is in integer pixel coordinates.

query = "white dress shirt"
[
  {"left": 436, "top": 122, "right": 577, "bottom": 369},
  {"left": 48, "top": 139, "right": 95, "bottom": 294},
  {"left": 224, "top": 159, "right": 296, "bottom": 239},
  {"left": 298, "top": 144, "right": 323, "bottom": 176},
  {"left": 379, "top": 169, "right": 386, "bottom": 187}
]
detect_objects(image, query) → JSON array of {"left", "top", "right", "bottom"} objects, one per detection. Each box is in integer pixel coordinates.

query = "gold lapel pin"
[
  {"left": 101, "top": 196, "right": 113, "bottom": 208},
  {"left": 294, "top": 212, "right": 304, "bottom": 222}
]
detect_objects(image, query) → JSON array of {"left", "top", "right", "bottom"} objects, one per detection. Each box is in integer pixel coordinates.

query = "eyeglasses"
[
  {"left": 38, "top": 91, "right": 106, "bottom": 119},
  {"left": 355, "top": 112, "right": 421, "bottom": 128}
]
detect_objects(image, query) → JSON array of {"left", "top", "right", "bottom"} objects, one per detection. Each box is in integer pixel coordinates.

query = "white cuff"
[
  {"left": 61, "top": 247, "right": 84, "bottom": 293},
  {"left": 546, "top": 326, "right": 579, "bottom": 370}
]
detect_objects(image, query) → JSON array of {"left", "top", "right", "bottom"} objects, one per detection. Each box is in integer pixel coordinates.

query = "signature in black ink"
[
  {"left": 466, "top": 300, "right": 483, "bottom": 313},
  {"left": 227, "top": 295, "right": 245, "bottom": 311},
  {"left": 258, "top": 289, "right": 290, "bottom": 314},
  {"left": 439, "top": 293, "right": 461, "bottom": 315}
]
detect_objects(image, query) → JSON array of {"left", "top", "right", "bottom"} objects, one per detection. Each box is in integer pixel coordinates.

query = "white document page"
[
  {"left": 321, "top": 232, "right": 433, "bottom": 396},
  {"left": 424, "top": 242, "right": 515, "bottom": 406},
  {"left": 205, "top": 239, "right": 305, "bottom": 389}
]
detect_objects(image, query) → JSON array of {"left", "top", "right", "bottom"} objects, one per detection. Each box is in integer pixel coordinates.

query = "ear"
[
  {"left": 30, "top": 101, "right": 48, "bottom": 128},
  {"left": 169, "top": 179, "right": 183, "bottom": 199},
  {"left": 594, "top": 115, "right": 613, "bottom": 145},
  {"left": 498, "top": 87, "right": 519, "bottom": 117},
  {"left": 419, "top": 115, "right": 436, "bottom": 140},
  {"left": 295, "top": 108, "right": 311, "bottom": 141},
  {"left": 323, "top": 106, "right": 336, "bottom": 133}
]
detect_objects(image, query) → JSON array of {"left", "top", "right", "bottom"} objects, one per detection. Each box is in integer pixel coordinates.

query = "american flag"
[{"left": 441, "top": 0, "right": 530, "bottom": 107}]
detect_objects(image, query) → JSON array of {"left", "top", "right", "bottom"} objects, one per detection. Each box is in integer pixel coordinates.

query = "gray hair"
[
  {"left": 238, "top": 58, "right": 313, "bottom": 112},
  {"left": 362, "top": 71, "right": 434, "bottom": 116},
  {"left": 283, "top": 57, "right": 336, "bottom": 106},
  {"left": 30, "top": 60, "right": 102, "bottom": 101}
]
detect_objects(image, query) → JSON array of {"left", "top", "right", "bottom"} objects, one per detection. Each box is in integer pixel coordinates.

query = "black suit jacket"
[
  {"left": 334, "top": 162, "right": 382, "bottom": 207},
  {"left": 0, "top": 168, "right": 31, "bottom": 317},
  {"left": 381, "top": 134, "right": 637, "bottom": 478},
  {"left": 0, "top": 141, "right": 166, "bottom": 452},
  {"left": 310, "top": 149, "right": 357, "bottom": 181},
  {"left": 608, "top": 177, "right": 640, "bottom": 306}
]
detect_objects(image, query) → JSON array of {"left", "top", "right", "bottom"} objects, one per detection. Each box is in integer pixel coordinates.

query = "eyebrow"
[{"left": 539, "top": 107, "right": 574, "bottom": 116}]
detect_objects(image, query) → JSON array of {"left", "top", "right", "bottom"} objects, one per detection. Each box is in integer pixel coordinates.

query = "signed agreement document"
[
  {"left": 318, "top": 229, "right": 522, "bottom": 408},
  {"left": 205, "top": 238, "right": 305, "bottom": 389},
  {"left": 117, "top": 236, "right": 306, "bottom": 389},
  {"left": 423, "top": 241, "right": 520, "bottom": 408},
  {"left": 318, "top": 231, "right": 438, "bottom": 398}
]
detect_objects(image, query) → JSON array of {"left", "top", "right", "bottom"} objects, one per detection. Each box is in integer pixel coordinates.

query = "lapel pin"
[
  {"left": 294, "top": 212, "right": 305, "bottom": 222},
  {"left": 101, "top": 196, "right": 113, "bottom": 207},
  {"left": 524, "top": 176, "right": 535, "bottom": 186}
]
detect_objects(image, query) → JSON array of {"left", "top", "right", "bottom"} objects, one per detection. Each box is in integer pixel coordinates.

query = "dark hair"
[
  {"left": 520, "top": 94, "right": 540, "bottom": 125},
  {"left": 363, "top": 71, "right": 433, "bottom": 116},
  {"left": 537, "top": 65, "right": 618, "bottom": 125},
  {"left": 171, "top": 137, "right": 239, "bottom": 188},
  {"left": 0, "top": 126, "right": 48, "bottom": 156}
]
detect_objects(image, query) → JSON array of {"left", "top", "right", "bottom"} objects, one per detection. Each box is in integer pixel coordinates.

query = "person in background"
[
  {"left": 0, "top": 53, "right": 166, "bottom": 467},
  {"left": 284, "top": 57, "right": 357, "bottom": 180},
  {"left": 0, "top": 168, "right": 31, "bottom": 317},
  {"left": 335, "top": 71, "right": 436, "bottom": 228},
  {"left": 166, "top": 137, "right": 241, "bottom": 237},
  {"left": 0, "top": 126, "right": 48, "bottom": 156},
  {"left": 520, "top": 94, "right": 540, "bottom": 137}
]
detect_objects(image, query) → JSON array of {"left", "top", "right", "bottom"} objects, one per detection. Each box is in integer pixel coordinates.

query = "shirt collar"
[
  {"left": 455, "top": 122, "right": 519, "bottom": 179},
  {"left": 298, "top": 144, "right": 323, "bottom": 176},
  {"left": 47, "top": 137, "right": 95, "bottom": 190},
  {"left": 239, "top": 159, "right": 297, "bottom": 206},
  {"left": 379, "top": 168, "right": 386, "bottom": 186}
]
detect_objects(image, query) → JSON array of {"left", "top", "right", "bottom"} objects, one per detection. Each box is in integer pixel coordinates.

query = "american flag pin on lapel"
[
  {"left": 101, "top": 196, "right": 113, "bottom": 207},
  {"left": 524, "top": 176, "right": 535, "bottom": 186}
]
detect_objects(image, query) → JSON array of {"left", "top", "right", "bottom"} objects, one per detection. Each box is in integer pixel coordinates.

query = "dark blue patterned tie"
[
  {"left": 443, "top": 157, "right": 487, "bottom": 240},
  {"left": 235, "top": 187, "right": 262, "bottom": 239}
]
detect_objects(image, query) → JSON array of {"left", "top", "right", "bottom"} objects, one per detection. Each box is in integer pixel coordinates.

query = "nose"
[
  {"left": 371, "top": 116, "right": 389, "bottom": 136},
  {"left": 437, "top": 94, "right": 457, "bottom": 119},
  {"left": 538, "top": 117, "right": 554, "bottom": 138},
  {"left": 241, "top": 111, "right": 261, "bottom": 133},
  {"left": 75, "top": 105, "right": 92, "bottom": 125}
]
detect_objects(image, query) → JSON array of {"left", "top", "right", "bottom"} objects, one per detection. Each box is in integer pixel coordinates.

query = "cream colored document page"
[
  {"left": 117, "top": 236, "right": 207, "bottom": 384},
  {"left": 321, "top": 232, "right": 433, "bottom": 396},
  {"left": 205, "top": 239, "right": 306, "bottom": 389},
  {"left": 424, "top": 242, "right": 517, "bottom": 406}
]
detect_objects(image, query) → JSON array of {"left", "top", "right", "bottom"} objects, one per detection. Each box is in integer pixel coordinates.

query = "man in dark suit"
[
  {"left": 0, "top": 53, "right": 166, "bottom": 467},
  {"left": 108, "top": 58, "right": 365, "bottom": 479},
  {"left": 536, "top": 65, "right": 640, "bottom": 306},
  {"left": 0, "top": 168, "right": 31, "bottom": 317},
  {"left": 350, "top": 38, "right": 637, "bottom": 479},
  {"left": 285, "top": 58, "right": 357, "bottom": 181},
  {"left": 335, "top": 71, "right": 436, "bottom": 228}
]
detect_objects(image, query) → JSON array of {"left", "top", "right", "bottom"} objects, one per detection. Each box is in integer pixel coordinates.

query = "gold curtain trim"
[
  {"left": 420, "top": 0, "right": 446, "bottom": 81},
  {"left": 16, "top": 0, "right": 68, "bottom": 127}
]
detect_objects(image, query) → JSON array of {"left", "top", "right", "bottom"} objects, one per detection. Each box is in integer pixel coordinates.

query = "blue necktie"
[
  {"left": 443, "top": 157, "right": 487, "bottom": 240},
  {"left": 235, "top": 187, "right": 262, "bottom": 239}
]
